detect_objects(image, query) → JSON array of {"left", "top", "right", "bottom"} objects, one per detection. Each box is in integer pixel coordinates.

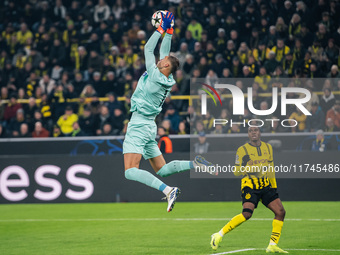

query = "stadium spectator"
[
  {"left": 320, "top": 88, "right": 336, "bottom": 114},
  {"left": 182, "top": 54, "right": 195, "bottom": 79},
  {"left": 194, "top": 132, "right": 209, "bottom": 154},
  {"left": 201, "top": 110, "right": 215, "bottom": 132},
  {"left": 224, "top": 39, "right": 236, "bottom": 60},
  {"left": 161, "top": 119, "right": 175, "bottom": 135},
  {"left": 80, "top": 84, "right": 97, "bottom": 98},
  {"left": 264, "top": 51, "right": 279, "bottom": 75},
  {"left": 71, "top": 122, "right": 86, "bottom": 137},
  {"left": 88, "top": 50, "right": 103, "bottom": 73},
  {"left": 280, "top": 1, "right": 294, "bottom": 25},
  {"left": 326, "top": 100, "right": 340, "bottom": 129},
  {"left": 158, "top": 127, "right": 173, "bottom": 154},
  {"left": 177, "top": 121, "right": 188, "bottom": 135},
  {"left": 254, "top": 67, "right": 271, "bottom": 92},
  {"left": 308, "top": 63, "right": 324, "bottom": 78},
  {"left": 94, "top": 0, "right": 110, "bottom": 24},
  {"left": 32, "top": 121, "right": 50, "bottom": 138},
  {"left": 18, "top": 123, "right": 31, "bottom": 138},
  {"left": 187, "top": 17, "right": 203, "bottom": 42},
  {"left": 94, "top": 104, "right": 112, "bottom": 135},
  {"left": 325, "top": 117, "right": 340, "bottom": 132},
  {"left": 302, "top": 82, "right": 320, "bottom": 112},
  {"left": 1, "top": 87, "right": 9, "bottom": 100},
  {"left": 311, "top": 129, "right": 328, "bottom": 152},
  {"left": 175, "top": 42, "right": 189, "bottom": 67},
  {"left": 78, "top": 106, "right": 96, "bottom": 136},
  {"left": 50, "top": 64, "right": 64, "bottom": 81},
  {"left": 4, "top": 94, "right": 22, "bottom": 122},
  {"left": 211, "top": 54, "right": 227, "bottom": 77},
  {"left": 308, "top": 40, "right": 324, "bottom": 62},
  {"left": 57, "top": 106, "right": 79, "bottom": 136},
  {"left": 111, "top": 108, "right": 125, "bottom": 135},
  {"left": 289, "top": 107, "right": 307, "bottom": 132},
  {"left": 249, "top": 28, "right": 260, "bottom": 50},
  {"left": 16, "top": 23, "right": 33, "bottom": 45},
  {"left": 325, "top": 40, "right": 339, "bottom": 67},
  {"left": 228, "top": 56, "right": 241, "bottom": 77},
  {"left": 30, "top": 110, "right": 45, "bottom": 132},
  {"left": 49, "top": 39, "right": 66, "bottom": 66},
  {"left": 237, "top": 42, "right": 252, "bottom": 65},
  {"left": 53, "top": 0, "right": 67, "bottom": 22},
  {"left": 305, "top": 102, "right": 325, "bottom": 132},
  {"left": 101, "top": 122, "right": 113, "bottom": 136},
  {"left": 327, "top": 65, "right": 340, "bottom": 79},
  {"left": 0, "top": 123, "right": 9, "bottom": 138},
  {"left": 39, "top": 74, "right": 56, "bottom": 95},
  {"left": 193, "top": 120, "right": 205, "bottom": 135},
  {"left": 254, "top": 101, "right": 272, "bottom": 133},
  {"left": 7, "top": 108, "right": 26, "bottom": 137},
  {"left": 288, "top": 14, "right": 301, "bottom": 43}
]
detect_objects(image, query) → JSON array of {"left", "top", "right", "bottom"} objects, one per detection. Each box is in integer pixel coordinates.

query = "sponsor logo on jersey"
[{"left": 248, "top": 159, "right": 268, "bottom": 165}]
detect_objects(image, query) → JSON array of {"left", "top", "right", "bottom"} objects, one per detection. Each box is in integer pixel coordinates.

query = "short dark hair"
[{"left": 168, "top": 55, "right": 180, "bottom": 75}]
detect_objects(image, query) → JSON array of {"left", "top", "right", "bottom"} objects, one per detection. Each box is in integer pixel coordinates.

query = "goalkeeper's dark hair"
[{"left": 168, "top": 55, "right": 180, "bottom": 75}]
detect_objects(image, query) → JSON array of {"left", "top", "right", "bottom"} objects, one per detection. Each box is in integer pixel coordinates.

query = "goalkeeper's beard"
[{"left": 157, "top": 63, "right": 167, "bottom": 70}]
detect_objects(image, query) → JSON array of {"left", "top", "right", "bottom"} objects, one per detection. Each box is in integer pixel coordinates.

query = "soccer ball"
[{"left": 151, "top": 10, "right": 174, "bottom": 28}]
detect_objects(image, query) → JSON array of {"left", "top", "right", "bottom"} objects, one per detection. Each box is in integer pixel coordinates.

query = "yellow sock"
[
  {"left": 220, "top": 213, "right": 246, "bottom": 236},
  {"left": 269, "top": 219, "right": 284, "bottom": 245}
]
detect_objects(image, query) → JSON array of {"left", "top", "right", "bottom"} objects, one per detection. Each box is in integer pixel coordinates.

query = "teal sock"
[
  {"left": 157, "top": 161, "right": 193, "bottom": 177},
  {"left": 125, "top": 167, "right": 168, "bottom": 192}
]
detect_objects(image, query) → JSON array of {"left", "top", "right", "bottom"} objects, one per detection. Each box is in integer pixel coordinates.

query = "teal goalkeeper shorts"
[{"left": 123, "top": 112, "right": 162, "bottom": 160}]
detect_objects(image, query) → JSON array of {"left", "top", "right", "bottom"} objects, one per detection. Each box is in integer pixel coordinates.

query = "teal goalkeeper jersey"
[{"left": 130, "top": 32, "right": 176, "bottom": 117}]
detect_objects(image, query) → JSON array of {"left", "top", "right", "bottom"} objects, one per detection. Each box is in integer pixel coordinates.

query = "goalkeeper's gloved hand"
[
  {"left": 157, "top": 11, "right": 174, "bottom": 35},
  {"left": 166, "top": 13, "right": 175, "bottom": 35},
  {"left": 242, "top": 155, "right": 251, "bottom": 167}
]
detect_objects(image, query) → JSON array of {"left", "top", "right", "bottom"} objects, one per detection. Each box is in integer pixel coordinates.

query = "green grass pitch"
[{"left": 1, "top": 202, "right": 340, "bottom": 255}]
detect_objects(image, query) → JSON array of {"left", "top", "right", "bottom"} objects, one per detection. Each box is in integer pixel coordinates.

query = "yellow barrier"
[{"left": 1, "top": 91, "right": 340, "bottom": 106}]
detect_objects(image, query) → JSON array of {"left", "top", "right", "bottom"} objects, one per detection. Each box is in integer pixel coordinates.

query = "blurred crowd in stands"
[{"left": 0, "top": 0, "right": 340, "bottom": 138}]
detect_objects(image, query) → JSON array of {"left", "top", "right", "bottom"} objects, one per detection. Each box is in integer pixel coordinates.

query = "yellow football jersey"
[{"left": 234, "top": 142, "right": 277, "bottom": 190}]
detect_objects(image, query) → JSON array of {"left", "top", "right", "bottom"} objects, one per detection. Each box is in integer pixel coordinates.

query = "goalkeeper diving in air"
[{"left": 123, "top": 11, "right": 215, "bottom": 212}]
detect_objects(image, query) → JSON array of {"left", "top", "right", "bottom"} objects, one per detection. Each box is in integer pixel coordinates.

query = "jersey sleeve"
[
  {"left": 267, "top": 143, "right": 277, "bottom": 188},
  {"left": 160, "top": 33, "right": 172, "bottom": 60},
  {"left": 234, "top": 147, "right": 246, "bottom": 176},
  {"left": 144, "top": 32, "right": 161, "bottom": 75}
]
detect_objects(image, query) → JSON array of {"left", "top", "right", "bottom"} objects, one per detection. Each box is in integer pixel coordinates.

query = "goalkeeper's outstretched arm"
[
  {"left": 160, "top": 33, "right": 172, "bottom": 60},
  {"left": 144, "top": 32, "right": 161, "bottom": 72},
  {"left": 145, "top": 11, "right": 174, "bottom": 73}
]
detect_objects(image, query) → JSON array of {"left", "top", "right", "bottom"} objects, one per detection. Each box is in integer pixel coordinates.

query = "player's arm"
[
  {"left": 145, "top": 11, "right": 174, "bottom": 72},
  {"left": 234, "top": 147, "right": 247, "bottom": 176},
  {"left": 267, "top": 143, "right": 277, "bottom": 188},
  {"left": 159, "top": 16, "right": 174, "bottom": 60},
  {"left": 160, "top": 32, "right": 172, "bottom": 59},
  {"left": 144, "top": 32, "right": 162, "bottom": 72},
  {"left": 159, "top": 12, "right": 174, "bottom": 59}
]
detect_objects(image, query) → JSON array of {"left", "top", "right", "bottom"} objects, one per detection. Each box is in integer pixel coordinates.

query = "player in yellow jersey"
[{"left": 210, "top": 127, "right": 288, "bottom": 253}]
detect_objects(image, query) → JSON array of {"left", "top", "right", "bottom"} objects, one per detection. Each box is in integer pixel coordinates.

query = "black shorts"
[{"left": 241, "top": 186, "right": 279, "bottom": 208}]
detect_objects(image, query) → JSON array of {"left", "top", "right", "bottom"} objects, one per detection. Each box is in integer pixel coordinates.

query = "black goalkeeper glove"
[{"left": 242, "top": 155, "right": 251, "bottom": 167}]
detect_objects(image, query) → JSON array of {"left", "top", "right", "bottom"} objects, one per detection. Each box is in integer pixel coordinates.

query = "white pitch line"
[
  {"left": 286, "top": 249, "right": 340, "bottom": 252},
  {"left": 210, "top": 248, "right": 340, "bottom": 255},
  {"left": 211, "top": 248, "right": 256, "bottom": 255},
  {"left": 1, "top": 217, "right": 340, "bottom": 222}
]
